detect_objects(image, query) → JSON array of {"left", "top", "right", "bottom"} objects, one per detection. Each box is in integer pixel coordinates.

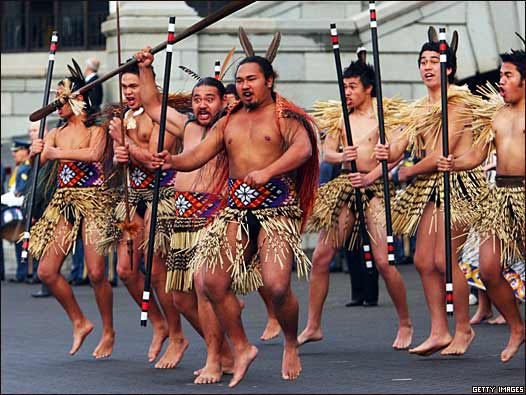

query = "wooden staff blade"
[
  {"left": 29, "top": 0, "right": 256, "bottom": 122},
  {"left": 141, "top": 16, "right": 176, "bottom": 327},
  {"left": 439, "top": 27, "right": 454, "bottom": 316},
  {"left": 20, "top": 31, "right": 59, "bottom": 268},
  {"left": 369, "top": 0, "right": 395, "bottom": 265},
  {"left": 330, "top": 23, "right": 375, "bottom": 275},
  {"left": 116, "top": 1, "right": 135, "bottom": 267}
]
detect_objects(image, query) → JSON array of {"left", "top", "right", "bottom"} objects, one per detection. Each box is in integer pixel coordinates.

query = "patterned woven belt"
[
  {"left": 57, "top": 161, "right": 104, "bottom": 187},
  {"left": 174, "top": 191, "right": 222, "bottom": 218},
  {"left": 228, "top": 176, "right": 297, "bottom": 209},
  {"left": 129, "top": 164, "right": 175, "bottom": 189}
]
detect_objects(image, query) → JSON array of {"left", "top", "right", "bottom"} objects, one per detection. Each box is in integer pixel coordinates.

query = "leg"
[
  {"left": 438, "top": 225, "right": 474, "bottom": 356},
  {"left": 150, "top": 252, "right": 188, "bottom": 369},
  {"left": 298, "top": 207, "right": 354, "bottom": 345},
  {"left": 366, "top": 198, "right": 412, "bottom": 350},
  {"left": 203, "top": 221, "right": 258, "bottom": 388},
  {"left": 193, "top": 269, "right": 234, "bottom": 384},
  {"left": 82, "top": 222, "right": 114, "bottom": 359},
  {"left": 409, "top": 203, "right": 452, "bottom": 355},
  {"left": 37, "top": 218, "right": 93, "bottom": 355},
  {"left": 258, "top": 286, "right": 281, "bottom": 341},
  {"left": 470, "top": 289, "right": 493, "bottom": 324},
  {"left": 259, "top": 227, "right": 301, "bottom": 381},
  {"left": 478, "top": 238, "right": 524, "bottom": 362},
  {"left": 116, "top": 214, "right": 168, "bottom": 362}
]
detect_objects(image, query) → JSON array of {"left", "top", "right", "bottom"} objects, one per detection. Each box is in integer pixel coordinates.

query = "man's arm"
[
  {"left": 374, "top": 128, "right": 409, "bottom": 163},
  {"left": 30, "top": 128, "right": 57, "bottom": 165},
  {"left": 154, "top": 119, "right": 225, "bottom": 172},
  {"left": 437, "top": 141, "right": 489, "bottom": 172},
  {"left": 136, "top": 48, "right": 186, "bottom": 139}
]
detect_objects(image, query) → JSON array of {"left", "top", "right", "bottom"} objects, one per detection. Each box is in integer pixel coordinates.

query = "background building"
[{"left": 2, "top": 0, "right": 525, "bottom": 159}]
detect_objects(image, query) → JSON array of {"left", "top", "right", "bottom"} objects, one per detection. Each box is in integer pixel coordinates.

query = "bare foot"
[
  {"left": 70, "top": 319, "right": 94, "bottom": 356},
  {"left": 154, "top": 337, "right": 189, "bottom": 369},
  {"left": 409, "top": 334, "right": 452, "bottom": 356},
  {"left": 470, "top": 309, "right": 493, "bottom": 325},
  {"left": 297, "top": 327, "right": 323, "bottom": 346},
  {"left": 488, "top": 314, "right": 506, "bottom": 325},
  {"left": 92, "top": 330, "right": 115, "bottom": 359},
  {"left": 194, "top": 361, "right": 222, "bottom": 384},
  {"left": 441, "top": 328, "right": 475, "bottom": 356},
  {"left": 228, "top": 344, "right": 258, "bottom": 388},
  {"left": 148, "top": 323, "right": 168, "bottom": 362},
  {"left": 281, "top": 344, "right": 302, "bottom": 381},
  {"left": 392, "top": 325, "right": 413, "bottom": 350},
  {"left": 193, "top": 354, "right": 234, "bottom": 376},
  {"left": 500, "top": 330, "right": 524, "bottom": 363},
  {"left": 260, "top": 319, "right": 281, "bottom": 341}
]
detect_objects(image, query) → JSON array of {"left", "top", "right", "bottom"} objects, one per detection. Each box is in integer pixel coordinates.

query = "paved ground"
[{"left": 1, "top": 265, "right": 524, "bottom": 394}]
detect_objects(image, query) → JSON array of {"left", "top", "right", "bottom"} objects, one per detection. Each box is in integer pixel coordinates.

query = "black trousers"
[{"left": 345, "top": 247, "right": 379, "bottom": 303}]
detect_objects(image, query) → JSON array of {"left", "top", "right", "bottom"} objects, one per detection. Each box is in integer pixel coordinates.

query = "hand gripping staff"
[
  {"left": 141, "top": 17, "right": 176, "bottom": 327},
  {"left": 20, "top": 31, "right": 59, "bottom": 267},
  {"left": 368, "top": 0, "right": 395, "bottom": 265},
  {"left": 115, "top": 1, "right": 135, "bottom": 267},
  {"left": 330, "top": 24, "right": 375, "bottom": 274},
  {"left": 29, "top": 0, "right": 255, "bottom": 122},
  {"left": 439, "top": 27, "right": 454, "bottom": 315}
]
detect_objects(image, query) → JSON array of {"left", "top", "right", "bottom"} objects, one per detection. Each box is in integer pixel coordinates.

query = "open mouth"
[
  {"left": 125, "top": 97, "right": 136, "bottom": 107},
  {"left": 242, "top": 91, "right": 253, "bottom": 100},
  {"left": 197, "top": 111, "right": 211, "bottom": 121},
  {"left": 424, "top": 73, "right": 434, "bottom": 80}
]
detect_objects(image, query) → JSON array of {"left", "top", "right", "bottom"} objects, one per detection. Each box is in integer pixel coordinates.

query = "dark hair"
[
  {"left": 236, "top": 56, "right": 279, "bottom": 100},
  {"left": 500, "top": 50, "right": 526, "bottom": 81},
  {"left": 225, "top": 83, "right": 239, "bottom": 99},
  {"left": 418, "top": 41, "right": 457, "bottom": 83},
  {"left": 342, "top": 60, "right": 376, "bottom": 97},
  {"left": 192, "top": 77, "right": 226, "bottom": 97},
  {"left": 120, "top": 61, "right": 156, "bottom": 79}
]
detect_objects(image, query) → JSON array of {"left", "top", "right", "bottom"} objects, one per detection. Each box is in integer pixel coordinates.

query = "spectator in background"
[
  {"left": 224, "top": 83, "right": 239, "bottom": 109},
  {"left": 84, "top": 57, "right": 103, "bottom": 113},
  {"left": 0, "top": 159, "right": 6, "bottom": 281}
]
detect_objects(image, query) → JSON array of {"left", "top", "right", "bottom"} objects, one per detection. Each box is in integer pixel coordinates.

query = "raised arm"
[{"left": 136, "top": 48, "right": 187, "bottom": 139}]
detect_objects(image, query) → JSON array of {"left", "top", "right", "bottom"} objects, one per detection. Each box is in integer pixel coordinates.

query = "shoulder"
[{"left": 88, "top": 124, "right": 104, "bottom": 135}]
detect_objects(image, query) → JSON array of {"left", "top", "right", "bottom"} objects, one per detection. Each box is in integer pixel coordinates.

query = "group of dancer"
[{"left": 26, "top": 23, "right": 524, "bottom": 387}]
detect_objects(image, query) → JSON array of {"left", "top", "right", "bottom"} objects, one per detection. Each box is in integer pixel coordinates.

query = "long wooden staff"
[
  {"left": 141, "top": 17, "right": 175, "bottom": 327},
  {"left": 115, "top": 1, "right": 134, "bottom": 266},
  {"left": 368, "top": 1, "right": 395, "bottom": 265},
  {"left": 29, "top": 0, "right": 255, "bottom": 122},
  {"left": 439, "top": 27, "right": 454, "bottom": 315},
  {"left": 20, "top": 31, "right": 59, "bottom": 267},
  {"left": 330, "top": 23, "right": 375, "bottom": 274}
]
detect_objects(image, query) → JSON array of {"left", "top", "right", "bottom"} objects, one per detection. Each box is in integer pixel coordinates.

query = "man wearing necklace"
[
  {"left": 299, "top": 60, "right": 413, "bottom": 351},
  {"left": 28, "top": 62, "right": 115, "bottom": 359},
  {"left": 102, "top": 62, "right": 187, "bottom": 369},
  {"left": 151, "top": 53, "right": 320, "bottom": 387},
  {"left": 375, "top": 28, "right": 488, "bottom": 357},
  {"left": 437, "top": 45, "right": 525, "bottom": 362}
]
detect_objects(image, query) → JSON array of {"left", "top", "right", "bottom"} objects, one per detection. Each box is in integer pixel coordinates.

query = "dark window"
[
  {"left": 185, "top": 1, "right": 231, "bottom": 17},
  {"left": 1, "top": 1, "right": 108, "bottom": 52}
]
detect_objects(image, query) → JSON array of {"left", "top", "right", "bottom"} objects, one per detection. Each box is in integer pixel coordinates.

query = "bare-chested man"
[
  {"left": 299, "top": 60, "right": 413, "bottom": 350},
  {"left": 375, "top": 30, "right": 490, "bottom": 357},
  {"left": 151, "top": 55, "right": 319, "bottom": 387},
  {"left": 103, "top": 62, "right": 187, "bottom": 368},
  {"left": 438, "top": 48, "right": 525, "bottom": 362},
  {"left": 29, "top": 63, "right": 114, "bottom": 358}
]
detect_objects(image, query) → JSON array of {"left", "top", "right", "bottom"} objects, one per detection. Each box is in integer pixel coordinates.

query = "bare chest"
[{"left": 56, "top": 124, "right": 91, "bottom": 149}]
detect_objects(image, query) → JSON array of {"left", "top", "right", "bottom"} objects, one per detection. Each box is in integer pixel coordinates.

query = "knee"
[
  {"left": 87, "top": 268, "right": 105, "bottom": 285},
  {"left": 478, "top": 261, "right": 500, "bottom": 284},
  {"left": 117, "top": 264, "right": 134, "bottom": 283},
  {"left": 433, "top": 257, "right": 446, "bottom": 275},
  {"left": 374, "top": 258, "right": 390, "bottom": 276},
  {"left": 413, "top": 253, "right": 429, "bottom": 274},
  {"left": 265, "top": 283, "right": 290, "bottom": 306},
  {"left": 203, "top": 275, "right": 228, "bottom": 303},
  {"left": 37, "top": 264, "right": 57, "bottom": 284},
  {"left": 312, "top": 246, "right": 334, "bottom": 273}
]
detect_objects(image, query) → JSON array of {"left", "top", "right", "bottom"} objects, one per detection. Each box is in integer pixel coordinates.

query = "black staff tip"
[
  {"left": 330, "top": 23, "right": 336, "bottom": 29},
  {"left": 439, "top": 27, "right": 445, "bottom": 33},
  {"left": 169, "top": 16, "right": 176, "bottom": 24},
  {"left": 52, "top": 30, "right": 58, "bottom": 36}
]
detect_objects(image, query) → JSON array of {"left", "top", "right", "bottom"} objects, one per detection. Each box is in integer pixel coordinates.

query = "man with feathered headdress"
[
  {"left": 438, "top": 35, "right": 525, "bottom": 362},
  {"left": 375, "top": 27, "right": 491, "bottom": 357},
  {"left": 150, "top": 27, "right": 320, "bottom": 387},
  {"left": 28, "top": 59, "right": 115, "bottom": 359}
]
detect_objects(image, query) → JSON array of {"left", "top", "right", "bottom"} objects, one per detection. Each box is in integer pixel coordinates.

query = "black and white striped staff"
[
  {"left": 141, "top": 16, "right": 176, "bottom": 327},
  {"left": 214, "top": 60, "right": 221, "bottom": 80},
  {"left": 439, "top": 27, "right": 454, "bottom": 315},
  {"left": 21, "top": 31, "right": 59, "bottom": 268},
  {"left": 368, "top": 0, "right": 395, "bottom": 265},
  {"left": 330, "top": 23, "right": 375, "bottom": 274}
]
